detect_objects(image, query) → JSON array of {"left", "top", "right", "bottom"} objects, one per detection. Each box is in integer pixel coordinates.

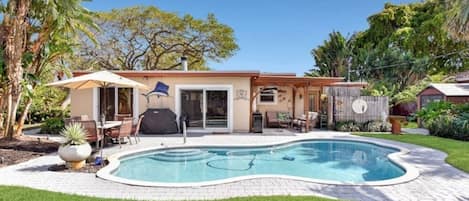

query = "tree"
[
  {"left": 75, "top": 6, "right": 239, "bottom": 71},
  {"left": 307, "top": 31, "right": 352, "bottom": 78},
  {"left": 445, "top": 0, "right": 469, "bottom": 41},
  {"left": 0, "top": 0, "right": 98, "bottom": 138}
]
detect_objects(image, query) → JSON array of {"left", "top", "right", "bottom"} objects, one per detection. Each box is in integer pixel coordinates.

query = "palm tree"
[
  {"left": 1, "top": 0, "right": 98, "bottom": 138},
  {"left": 308, "top": 31, "right": 352, "bottom": 78},
  {"left": 446, "top": 0, "right": 469, "bottom": 41}
]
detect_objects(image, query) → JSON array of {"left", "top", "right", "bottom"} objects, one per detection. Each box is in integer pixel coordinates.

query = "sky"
[{"left": 84, "top": 0, "right": 419, "bottom": 76}]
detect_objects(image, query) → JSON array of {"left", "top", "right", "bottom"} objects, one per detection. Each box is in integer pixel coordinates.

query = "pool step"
[{"left": 150, "top": 149, "right": 214, "bottom": 162}]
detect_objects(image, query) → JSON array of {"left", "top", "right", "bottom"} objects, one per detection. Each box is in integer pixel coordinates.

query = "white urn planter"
[{"left": 58, "top": 143, "right": 92, "bottom": 169}]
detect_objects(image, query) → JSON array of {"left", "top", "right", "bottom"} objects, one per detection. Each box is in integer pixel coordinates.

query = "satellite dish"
[{"left": 352, "top": 99, "right": 368, "bottom": 114}]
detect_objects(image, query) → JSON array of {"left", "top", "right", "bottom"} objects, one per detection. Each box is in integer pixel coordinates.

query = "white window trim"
[{"left": 257, "top": 87, "right": 278, "bottom": 105}]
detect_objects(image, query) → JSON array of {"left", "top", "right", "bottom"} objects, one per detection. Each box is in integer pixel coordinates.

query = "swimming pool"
[{"left": 100, "top": 139, "right": 417, "bottom": 186}]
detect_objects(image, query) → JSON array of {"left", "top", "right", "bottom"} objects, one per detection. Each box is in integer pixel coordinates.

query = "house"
[
  {"left": 70, "top": 70, "right": 364, "bottom": 133},
  {"left": 417, "top": 83, "right": 469, "bottom": 110}
]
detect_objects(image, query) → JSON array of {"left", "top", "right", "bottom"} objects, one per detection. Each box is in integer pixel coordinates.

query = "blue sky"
[{"left": 85, "top": 0, "right": 419, "bottom": 76}]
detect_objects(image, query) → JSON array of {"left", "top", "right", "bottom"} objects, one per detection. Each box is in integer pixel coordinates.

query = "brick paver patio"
[{"left": 1, "top": 131, "right": 468, "bottom": 201}]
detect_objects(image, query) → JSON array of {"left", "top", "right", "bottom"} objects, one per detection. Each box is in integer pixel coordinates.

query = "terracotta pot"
[{"left": 58, "top": 143, "right": 92, "bottom": 162}]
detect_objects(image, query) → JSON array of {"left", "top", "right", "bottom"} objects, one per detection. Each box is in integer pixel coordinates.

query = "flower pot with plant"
[{"left": 58, "top": 123, "right": 92, "bottom": 169}]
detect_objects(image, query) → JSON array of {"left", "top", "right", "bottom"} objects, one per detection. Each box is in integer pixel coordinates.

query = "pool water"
[{"left": 113, "top": 140, "right": 405, "bottom": 183}]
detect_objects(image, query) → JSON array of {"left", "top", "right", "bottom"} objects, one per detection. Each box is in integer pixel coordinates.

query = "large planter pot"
[{"left": 58, "top": 143, "right": 92, "bottom": 162}]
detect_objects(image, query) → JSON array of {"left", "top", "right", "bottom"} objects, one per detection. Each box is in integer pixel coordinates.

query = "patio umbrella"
[{"left": 47, "top": 71, "right": 149, "bottom": 159}]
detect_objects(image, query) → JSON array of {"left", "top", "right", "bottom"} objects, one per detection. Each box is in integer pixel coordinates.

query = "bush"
[
  {"left": 40, "top": 118, "right": 65, "bottom": 134},
  {"left": 335, "top": 120, "right": 391, "bottom": 132},
  {"left": 335, "top": 121, "right": 361, "bottom": 132},
  {"left": 418, "top": 102, "right": 469, "bottom": 141}
]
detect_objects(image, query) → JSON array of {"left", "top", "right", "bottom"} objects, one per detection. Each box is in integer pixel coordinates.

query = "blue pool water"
[{"left": 113, "top": 140, "right": 405, "bottom": 183}]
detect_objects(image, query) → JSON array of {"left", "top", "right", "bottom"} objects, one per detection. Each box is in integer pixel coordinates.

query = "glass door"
[
  {"left": 99, "top": 88, "right": 115, "bottom": 121},
  {"left": 205, "top": 90, "right": 228, "bottom": 128},
  {"left": 181, "top": 90, "right": 204, "bottom": 128}
]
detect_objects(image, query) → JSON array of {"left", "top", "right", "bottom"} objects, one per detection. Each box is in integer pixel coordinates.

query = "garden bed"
[{"left": 0, "top": 136, "right": 60, "bottom": 167}]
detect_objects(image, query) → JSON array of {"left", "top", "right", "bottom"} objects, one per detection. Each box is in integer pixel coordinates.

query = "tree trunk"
[
  {"left": 2, "top": 0, "right": 31, "bottom": 139},
  {"left": 15, "top": 96, "right": 32, "bottom": 136}
]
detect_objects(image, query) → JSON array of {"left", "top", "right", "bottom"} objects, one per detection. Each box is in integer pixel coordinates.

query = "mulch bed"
[
  {"left": 48, "top": 162, "right": 106, "bottom": 173},
  {"left": 0, "top": 136, "right": 60, "bottom": 168}
]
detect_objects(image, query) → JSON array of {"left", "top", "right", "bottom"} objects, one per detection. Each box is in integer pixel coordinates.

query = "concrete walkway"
[{"left": 1, "top": 131, "right": 469, "bottom": 201}]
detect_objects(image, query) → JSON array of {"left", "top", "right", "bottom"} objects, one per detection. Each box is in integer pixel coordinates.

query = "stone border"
[{"left": 97, "top": 138, "right": 419, "bottom": 187}]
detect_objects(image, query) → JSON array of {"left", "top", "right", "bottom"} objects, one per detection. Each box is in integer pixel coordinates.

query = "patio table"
[{"left": 97, "top": 121, "right": 122, "bottom": 149}]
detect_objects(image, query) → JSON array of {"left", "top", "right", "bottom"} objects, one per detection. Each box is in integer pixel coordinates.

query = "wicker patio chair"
[
  {"left": 107, "top": 117, "right": 133, "bottom": 148},
  {"left": 76, "top": 120, "right": 103, "bottom": 150},
  {"left": 131, "top": 115, "right": 144, "bottom": 144}
]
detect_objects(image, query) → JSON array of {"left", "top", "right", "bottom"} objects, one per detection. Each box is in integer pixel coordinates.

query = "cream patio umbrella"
[
  {"left": 48, "top": 70, "right": 148, "bottom": 121},
  {"left": 47, "top": 71, "right": 148, "bottom": 156}
]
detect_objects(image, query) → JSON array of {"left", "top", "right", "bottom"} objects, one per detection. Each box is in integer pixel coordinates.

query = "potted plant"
[{"left": 58, "top": 123, "right": 92, "bottom": 169}]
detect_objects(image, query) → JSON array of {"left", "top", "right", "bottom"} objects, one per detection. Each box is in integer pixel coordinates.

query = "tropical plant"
[
  {"left": 445, "top": 0, "right": 469, "bottom": 41},
  {"left": 416, "top": 101, "right": 455, "bottom": 123},
  {"left": 40, "top": 118, "right": 65, "bottom": 135},
  {"left": 307, "top": 31, "right": 352, "bottom": 79},
  {"left": 59, "top": 123, "right": 87, "bottom": 146},
  {"left": 0, "top": 0, "right": 98, "bottom": 138}
]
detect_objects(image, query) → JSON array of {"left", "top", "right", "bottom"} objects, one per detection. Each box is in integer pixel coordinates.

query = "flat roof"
[{"left": 73, "top": 70, "right": 260, "bottom": 77}]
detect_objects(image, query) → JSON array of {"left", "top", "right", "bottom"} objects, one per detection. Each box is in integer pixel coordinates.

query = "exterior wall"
[
  {"left": 70, "top": 76, "right": 251, "bottom": 132},
  {"left": 130, "top": 76, "right": 251, "bottom": 133},
  {"left": 256, "top": 86, "right": 293, "bottom": 118},
  {"left": 417, "top": 87, "right": 445, "bottom": 110},
  {"left": 447, "top": 96, "right": 469, "bottom": 104},
  {"left": 70, "top": 88, "right": 94, "bottom": 119}
]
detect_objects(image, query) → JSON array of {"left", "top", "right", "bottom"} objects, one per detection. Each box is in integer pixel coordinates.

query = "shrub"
[
  {"left": 362, "top": 121, "right": 391, "bottom": 132},
  {"left": 335, "top": 121, "right": 361, "bottom": 132},
  {"left": 39, "top": 118, "right": 65, "bottom": 134},
  {"left": 419, "top": 102, "right": 469, "bottom": 141}
]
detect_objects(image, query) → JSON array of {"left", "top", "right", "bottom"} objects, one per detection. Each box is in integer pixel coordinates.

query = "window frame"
[{"left": 257, "top": 87, "right": 278, "bottom": 105}]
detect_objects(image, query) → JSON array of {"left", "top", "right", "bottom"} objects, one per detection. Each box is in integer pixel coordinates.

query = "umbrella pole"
[{"left": 99, "top": 84, "right": 107, "bottom": 165}]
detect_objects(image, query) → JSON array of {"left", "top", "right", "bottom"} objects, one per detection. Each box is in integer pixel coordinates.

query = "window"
[
  {"left": 308, "top": 94, "right": 315, "bottom": 112},
  {"left": 421, "top": 95, "right": 444, "bottom": 108},
  {"left": 118, "top": 88, "right": 133, "bottom": 115},
  {"left": 258, "top": 87, "right": 277, "bottom": 104}
]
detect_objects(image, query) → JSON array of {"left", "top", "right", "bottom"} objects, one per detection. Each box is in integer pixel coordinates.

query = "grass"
[
  {"left": 0, "top": 185, "right": 335, "bottom": 201},
  {"left": 402, "top": 121, "right": 418, "bottom": 129},
  {"left": 355, "top": 133, "right": 469, "bottom": 173}
]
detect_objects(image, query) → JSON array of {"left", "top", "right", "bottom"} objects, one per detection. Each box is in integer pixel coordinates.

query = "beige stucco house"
[{"left": 70, "top": 70, "right": 361, "bottom": 133}]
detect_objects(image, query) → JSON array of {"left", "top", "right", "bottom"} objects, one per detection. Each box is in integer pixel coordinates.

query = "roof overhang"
[
  {"left": 252, "top": 76, "right": 345, "bottom": 87},
  {"left": 73, "top": 70, "right": 260, "bottom": 78}
]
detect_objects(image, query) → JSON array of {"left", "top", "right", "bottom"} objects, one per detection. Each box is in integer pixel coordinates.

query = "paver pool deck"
[{"left": 1, "top": 131, "right": 469, "bottom": 201}]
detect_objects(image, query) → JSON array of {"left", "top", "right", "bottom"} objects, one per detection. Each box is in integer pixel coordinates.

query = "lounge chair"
[
  {"left": 76, "top": 120, "right": 103, "bottom": 150},
  {"left": 293, "top": 112, "right": 319, "bottom": 131},
  {"left": 131, "top": 115, "right": 144, "bottom": 144},
  {"left": 265, "top": 111, "right": 292, "bottom": 128},
  {"left": 107, "top": 117, "right": 133, "bottom": 148}
]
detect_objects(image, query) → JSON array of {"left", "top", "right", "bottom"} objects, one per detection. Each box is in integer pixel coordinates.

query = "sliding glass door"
[
  {"left": 206, "top": 90, "right": 228, "bottom": 128},
  {"left": 99, "top": 87, "right": 134, "bottom": 121},
  {"left": 179, "top": 87, "right": 230, "bottom": 131}
]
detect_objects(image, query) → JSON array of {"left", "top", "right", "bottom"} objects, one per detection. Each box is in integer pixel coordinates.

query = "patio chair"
[
  {"left": 265, "top": 111, "right": 292, "bottom": 128},
  {"left": 107, "top": 117, "right": 133, "bottom": 148},
  {"left": 115, "top": 114, "right": 132, "bottom": 121},
  {"left": 80, "top": 115, "right": 89, "bottom": 121},
  {"left": 292, "top": 112, "right": 319, "bottom": 131},
  {"left": 76, "top": 120, "right": 103, "bottom": 150},
  {"left": 64, "top": 116, "right": 81, "bottom": 126},
  {"left": 131, "top": 115, "right": 144, "bottom": 144}
]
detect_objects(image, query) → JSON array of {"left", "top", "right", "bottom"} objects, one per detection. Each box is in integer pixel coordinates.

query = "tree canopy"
[
  {"left": 74, "top": 6, "right": 239, "bottom": 71},
  {"left": 308, "top": 0, "right": 469, "bottom": 104}
]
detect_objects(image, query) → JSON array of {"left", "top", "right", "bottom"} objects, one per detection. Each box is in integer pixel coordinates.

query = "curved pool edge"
[{"left": 96, "top": 137, "right": 420, "bottom": 187}]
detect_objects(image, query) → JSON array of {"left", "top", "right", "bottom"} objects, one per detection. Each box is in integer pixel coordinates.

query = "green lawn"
[
  {"left": 402, "top": 121, "right": 418, "bottom": 129},
  {"left": 0, "top": 185, "right": 335, "bottom": 201},
  {"left": 355, "top": 133, "right": 469, "bottom": 173}
]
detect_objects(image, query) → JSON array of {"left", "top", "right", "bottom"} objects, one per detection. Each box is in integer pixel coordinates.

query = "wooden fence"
[{"left": 333, "top": 96, "right": 389, "bottom": 123}]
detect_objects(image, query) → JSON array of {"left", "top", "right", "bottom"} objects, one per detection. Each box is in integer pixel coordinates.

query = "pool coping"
[{"left": 96, "top": 137, "right": 420, "bottom": 187}]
